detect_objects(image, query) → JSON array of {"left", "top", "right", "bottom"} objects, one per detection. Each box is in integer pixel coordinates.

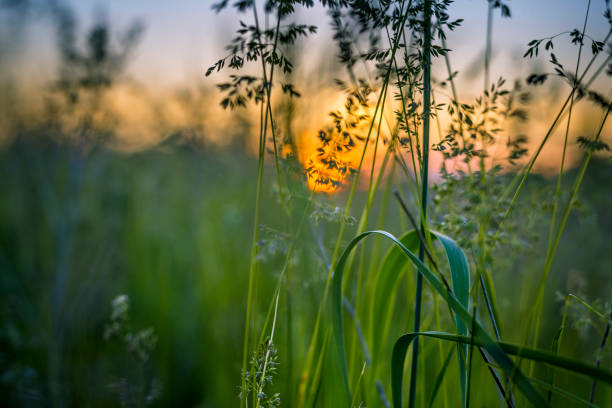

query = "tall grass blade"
[
  {"left": 392, "top": 331, "right": 612, "bottom": 388},
  {"left": 329, "top": 230, "right": 549, "bottom": 406},
  {"left": 436, "top": 232, "right": 470, "bottom": 405},
  {"left": 530, "top": 376, "right": 600, "bottom": 408},
  {"left": 367, "top": 229, "right": 470, "bottom": 401},
  {"left": 411, "top": 0, "right": 433, "bottom": 403}
]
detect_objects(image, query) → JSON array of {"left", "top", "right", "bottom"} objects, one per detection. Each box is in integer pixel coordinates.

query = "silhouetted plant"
[{"left": 46, "top": 4, "right": 144, "bottom": 144}]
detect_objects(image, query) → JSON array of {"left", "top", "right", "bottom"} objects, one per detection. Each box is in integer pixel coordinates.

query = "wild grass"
[
  {"left": 207, "top": 1, "right": 612, "bottom": 407},
  {"left": 0, "top": 0, "right": 611, "bottom": 407}
]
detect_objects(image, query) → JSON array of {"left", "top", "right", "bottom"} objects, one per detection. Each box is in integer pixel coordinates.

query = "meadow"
[{"left": 1, "top": 0, "right": 611, "bottom": 407}]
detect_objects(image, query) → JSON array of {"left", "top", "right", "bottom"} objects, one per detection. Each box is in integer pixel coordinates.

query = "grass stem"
[{"left": 408, "top": 1, "right": 432, "bottom": 405}]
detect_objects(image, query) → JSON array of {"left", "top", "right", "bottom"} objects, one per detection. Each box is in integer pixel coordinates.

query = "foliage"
[
  {"left": 239, "top": 338, "right": 281, "bottom": 407},
  {"left": 1, "top": 0, "right": 612, "bottom": 407}
]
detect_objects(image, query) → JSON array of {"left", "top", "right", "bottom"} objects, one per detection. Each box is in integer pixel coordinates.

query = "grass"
[
  {"left": 0, "top": 139, "right": 610, "bottom": 406},
  {"left": 1, "top": 0, "right": 612, "bottom": 407}
]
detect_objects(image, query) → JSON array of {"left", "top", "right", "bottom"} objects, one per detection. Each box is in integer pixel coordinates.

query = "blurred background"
[{"left": 0, "top": 0, "right": 611, "bottom": 406}]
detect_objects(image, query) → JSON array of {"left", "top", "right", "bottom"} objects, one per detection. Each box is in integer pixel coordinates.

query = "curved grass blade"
[
  {"left": 330, "top": 230, "right": 549, "bottom": 407},
  {"left": 368, "top": 230, "right": 470, "bottom": 402},
  {"left": 436, "top": 232, "right": 470, "bottom": 405},
  {"left": 529, "top": 376, "right": 599, "bottom": 408},
  {"left": 392, "top": 331, "right": 612, "bottom": 407}
]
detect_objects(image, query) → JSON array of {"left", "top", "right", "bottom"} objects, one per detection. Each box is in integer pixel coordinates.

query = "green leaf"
[
  {"left": 529, "top": 376, "right": 599, "bottom": 407},
  {"left": 367, "top": 230, "right": 469, "bottom": 404},
  {"left": 330, "top": 230, "right": 549, "bottom": 407},
  {"left": 392, "top": 331, "right": 612, "bottom": 400},
  {"left": 436, "top": 232, "right": 470, "bottom": 406}
]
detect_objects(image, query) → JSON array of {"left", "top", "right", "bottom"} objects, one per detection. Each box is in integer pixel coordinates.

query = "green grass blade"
[
  {"left": 307, "top": 330, "right": 330, "bottom": 408},
  {"left": 529, "top": 376, "right": 600, "bottom": 408},
  {"left": 392, "top": 331, "right": 612, "bottom": 406},
  {"left": 435, "top": 232, "right": 470, "bottom": 406},
  {"left": 368, "top": 230, "right": 470, "bottom": 402},
  {"left": 330, "top": 230, "right": 549, "bottom": 407}
]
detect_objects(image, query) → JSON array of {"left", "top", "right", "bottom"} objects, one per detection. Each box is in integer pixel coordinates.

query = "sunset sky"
[
  {"left": 4, "top": 0, "right": 610, "bottom": 89},
  {"left": 1, "top": 0, "right": 610, "bottom": 176}
]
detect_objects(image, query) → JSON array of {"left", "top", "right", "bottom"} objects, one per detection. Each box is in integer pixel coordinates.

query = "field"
[{"left": 1, "top": 0, "right": 611, "bottom": 407}]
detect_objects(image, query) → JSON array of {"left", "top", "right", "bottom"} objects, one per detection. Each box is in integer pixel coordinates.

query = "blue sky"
[{"left": 51, "top": 0, "right": 610, "bottom": 91}]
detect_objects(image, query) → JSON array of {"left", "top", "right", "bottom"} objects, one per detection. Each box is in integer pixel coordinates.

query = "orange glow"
[
  {"left": 2, "top": 75, "right": 609, "bottom": 178},
  {"left": 303, "top": 128, "right": 357, "bottom": 193},
  {"left": 293, "top": 88, "right": 390, "bottom": 194},
  {"left": 304, "top": 152, "right": 348, "bottom": 193}
]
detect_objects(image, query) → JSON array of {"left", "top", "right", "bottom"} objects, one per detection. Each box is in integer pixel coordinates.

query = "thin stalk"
[
  {"left": 257, "top": 192, "right": 314, "bottom": 401},
  {"left": 569, "top": 294, "right": 612, "bottom": 322},
  {"left": 530, "top": 105, "right": 609, "bottom": 357},
  {"left": 547, "top": 294, "right": 571, "bottom": 404},
  {"left": 531, "top": 377, "right": 599, "bottom": 407},
  {"left": 502, "top": 104, "right": 609, "bottom": 406},
  {"left": 241, "top": 4, "right": 286, "bottom": 405},
  {"left": 532, "top": 1, "right": 592, "bottom": 368},
  {"left": 466, "top": 302, "right": 478, "bottom": 408},
  {"left": 241, "top": 91, "right": 267, "bottom": 408},
  {"left": 408, "top": 0, "right": 432, "bottom": 405},
  {"left": 480, "top": 277, "right": 501, "bottom": 341},
  {"left": 300, "top": 78, "right": 392, "bottom": 407},
  {"left": 364, "top": 159, "right": 397, "bottom": 397},
  {"left": 349, "top": 362, "right": 368, "bottom": 408},
  {"left": 475, "top": 2, "right": 511, "bottom": 378},
  {"left": 399, "top": 185, "right": 514, "bottom": 407},
  {"left": 346, "top": 135, "right": 392, "bottom": 379},
  {"left": 307, "top": 330, "right": 329, "bottom": 407},
  {"left": 341, "top": 125, "right": 401, "bottom": 362},
  {"left": 475, "top": 54, "right": 612, "bottom": 388},
  {"left": 545, "top": 0, "right": 591, "bottom": 263},
  {"left": 509, "top": 105, "right": 609, "bottom": 404},
  {"left": 484, "top": 0, "right": 494, "bottom": 91},
  {"left": 282, "top": 195, "right": 311, "bottom": 405},
  {"left": 284, "top": 279, "right": 293, "bottom": 403},
  {"left": 350, "top": 7, "right": 421, "bottom": 203},
  {"left": 393, "top": 19, "right": 423, "bottom": 198},
  {"left": 477, "top": 50, "right": 612, "bottom": 347},
  {"left": 254, "top": 291, "right": 280, "bottom": 408},
  {"left": 481, "top": 273, "right": 516, "bottom": 407},
  {"left": 495, "top": 37, "right": 611, "bottom": 236},
  {"left": 342, "top": 14, "right": 420, "bottom": 324},
  {"left": 446, "top": 26, "right": 505, "bottom": 348},
  {"left": 394, "top": 191, "right": 514, "bottom": 406},
  {"left": 474, "top": 0, "right": 500, "bottom": 358},
  {"left": 343, "top": 77, "right": 391, "bottom": 296},
  {"left": 252, "top": 4, "right": 286, "bottom": 213},
  {"left": 296, "top": 3, "right": 414, "bottom": 404},
  {"left": 589, "top": 316, "right": 611, "bottom": 403},
  {"left": 393, "top": 190, "right": 440, "bottom": 273}
]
